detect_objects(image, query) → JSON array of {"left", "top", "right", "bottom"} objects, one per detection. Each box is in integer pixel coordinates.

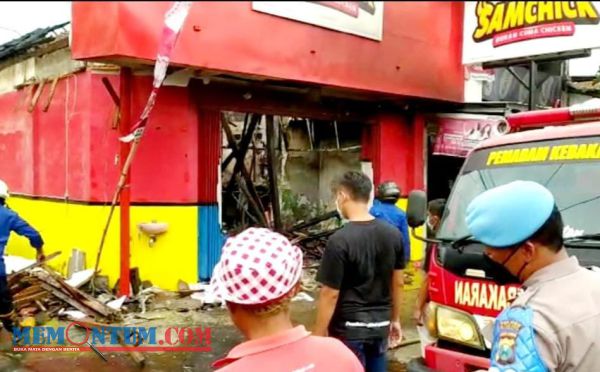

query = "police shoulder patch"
[
  {"left": 491, "top": 305, "right": 549, "bottom": 372},
  {"left": 494, "top": 319, "right": 523, "bottom": 365}
]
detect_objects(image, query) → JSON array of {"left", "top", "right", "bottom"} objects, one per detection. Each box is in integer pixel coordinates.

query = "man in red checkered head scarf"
[{"left": 210, "top": 228, "right": 362, "bottom": 371}]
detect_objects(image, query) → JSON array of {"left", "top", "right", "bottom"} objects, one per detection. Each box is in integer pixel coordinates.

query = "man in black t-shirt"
[{"left": 314, "top": 171, "right": 406, "bottom": 372}]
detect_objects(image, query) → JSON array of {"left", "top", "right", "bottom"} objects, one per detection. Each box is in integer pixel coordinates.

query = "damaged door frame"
[{"left": 194, "top": 79, "right": 376, "bottom": 233}]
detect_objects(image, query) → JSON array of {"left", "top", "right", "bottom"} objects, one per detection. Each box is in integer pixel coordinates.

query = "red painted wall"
[
  {"left": 0, "top": 89, "right": 35, "bottom": 195},
  {"left": 0, "top": 72, "right": 203, "bottom": 203},
  {"left": 88, "top": 74, "right": 119, "bottom": 202},
  {"left": 127, "top": 76, "right": 199, "bottom": 203},
  {"left": 71, "top": 2, "right": 465, "bottom": 102},
  {"left": 370, "top": 113, "right": 425, "bottom": 195}
]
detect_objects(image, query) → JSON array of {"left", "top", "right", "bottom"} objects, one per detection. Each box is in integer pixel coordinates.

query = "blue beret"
[{"left": 466, "top": 181, "right": 555, "bottom": 248}]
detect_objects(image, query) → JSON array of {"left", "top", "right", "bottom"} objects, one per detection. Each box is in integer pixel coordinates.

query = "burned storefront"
[{"left": 1, "top": 2, "right": 466, "bottom": 289}]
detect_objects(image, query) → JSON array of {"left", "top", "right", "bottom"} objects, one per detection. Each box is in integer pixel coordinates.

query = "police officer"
[
  {"left": 466, "top": 180, "right": 600, "bottom": 372},
  {"left": 370, "top": 181, "right": 410, "bottom": 263},
  {"left": 0, "top": 180, "right": 45, "bottom": 333}
]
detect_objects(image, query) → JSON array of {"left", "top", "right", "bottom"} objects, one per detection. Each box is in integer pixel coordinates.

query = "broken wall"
[
  {"left": 285, "top": 119, "right": 362, "bottom": 206},
  {"left": 221, "top": 112, "right": 362, "bottom": 230},
  {"left": 0, "top": 45, "right": 85, "bottom": 94}
]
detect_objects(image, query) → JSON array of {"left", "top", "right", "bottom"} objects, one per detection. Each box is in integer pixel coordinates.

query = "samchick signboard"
[{"left": 463, "top": 1, "right": 600, "bottom": 64}]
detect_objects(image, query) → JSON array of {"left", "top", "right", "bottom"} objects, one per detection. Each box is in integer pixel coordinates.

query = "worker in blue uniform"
[
  {"left": 466, "top": 181, "right": 600, "bottom": 372},
  {"left": 0, "top": 180, "right": 44, "bottom": 333},
  {"left": 370, "top": 181, "right": 410, "bottom": 264}
]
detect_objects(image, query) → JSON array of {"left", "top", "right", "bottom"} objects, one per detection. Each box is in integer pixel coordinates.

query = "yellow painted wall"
[
  {"left": 129, "top": 206, "right": 198, "bottom": 290},
  {"left": 6, "top": 197, "right": 198, "bottom": 290}
]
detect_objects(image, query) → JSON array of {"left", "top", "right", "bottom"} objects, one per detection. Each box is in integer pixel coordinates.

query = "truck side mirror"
[{"left": 407, "top": 190, "right": 427, "bottom": 228}]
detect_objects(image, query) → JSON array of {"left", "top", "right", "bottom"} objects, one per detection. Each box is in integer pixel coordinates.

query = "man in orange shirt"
[{"left": 210, "top": 227, "right": 363, "bottom": 371}]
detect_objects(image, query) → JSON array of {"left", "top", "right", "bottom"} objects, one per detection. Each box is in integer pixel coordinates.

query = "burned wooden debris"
[
  {"left": 9, "top": 263, "right": 121, "bottom": 324},
  {"left": 8, "top": 257, "right": 150, "bottom": 364},
  {"left": 284, "top": 210, "right": 341, "bottom": 261},
  {"left": 220, "top": 112, "right": 349, "bottom": 260}
]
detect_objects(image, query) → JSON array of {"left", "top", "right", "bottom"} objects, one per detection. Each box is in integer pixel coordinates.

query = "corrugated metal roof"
[{"left": 0, "top": 22, "right": 69, "bottom": 62}]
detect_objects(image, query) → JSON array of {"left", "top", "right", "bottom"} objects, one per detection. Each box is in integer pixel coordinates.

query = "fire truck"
[{"left": 406, "top": 102, "right": 600, "bottom": 372}]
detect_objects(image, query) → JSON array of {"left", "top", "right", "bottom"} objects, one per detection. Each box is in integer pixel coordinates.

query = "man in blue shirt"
[
  {"left": 0, "top": 180, "right": 44, "bottom": 333},
  {"left": 370, "top": 181, "right": 410, "bottom": 263}
]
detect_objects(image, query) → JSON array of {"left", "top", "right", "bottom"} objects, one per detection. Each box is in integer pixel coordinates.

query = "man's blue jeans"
[{"left": 343, "top": 338, "right": 387, "bottom": 372}]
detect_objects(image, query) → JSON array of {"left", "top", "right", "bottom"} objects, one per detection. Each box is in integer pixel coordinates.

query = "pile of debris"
[
  {"left": 285, "top": 211, "right": 341, "bottom": 260},
  {"left": 220, "top": 112, "right": 346, "bottom": 263},
  {"left": 6, "top": 252, "right": 151, "bottom": 366},
  {"left": 8, "top": 254, "right": 121, "bottom": 324}
]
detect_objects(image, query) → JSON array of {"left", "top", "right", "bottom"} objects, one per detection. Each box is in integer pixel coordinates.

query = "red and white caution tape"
[{"left": 120, "top": 1, "right": 192, "bottom": 143}]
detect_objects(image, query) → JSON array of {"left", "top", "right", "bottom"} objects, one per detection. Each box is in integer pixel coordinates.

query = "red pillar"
[
  {"left": 119, "top": 68, "right": 132, "bottom": 297},
  {"left": 371, "top": 113, "right": 425, "bottom": 195}
]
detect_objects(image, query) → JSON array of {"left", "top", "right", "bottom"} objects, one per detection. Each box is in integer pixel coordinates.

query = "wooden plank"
[
  {"left": 11, "top": 282, "right": 42, "bottom": 296},
  {"left": 40, "top": 268, "right": 117, "bottom": 319},
  {"left": 13, "top": 286, "right": 46, "bottom": 298},
  {"left": 222, "top": 113, "right": 260, "bottom": 195},
  {"left": 35, "top": 300, "right": 47, "bottom": 312},
  {"left": 265, "top": 115, "right": 282, "bottom": 230},
  {"left": 24, "top": 84, "right": 37, "bottom": 111},
  {"left": 221, "top": 113, "right": 249, "bottom": 171},
  {"left": 40, "top": 283, "right": 101, "bottom": 318},
  {"left": 8, "top": 251, "right": 61, "bottom": 279},
  {"left": 42, "top": 77, "right": 60, "bottom": 112},
  {"left": 288, "top": 211, "right": 339, "bottom": 232},
  {"left": 111, "top": 108, "right": 120, "bottom": 129},
  {"left": 33, "top": 270, "right": 117, "bottom": 320},
  {"left": 101, "top": 77, "right": 121, "bottom": 107},
  {"left": 28, "top": 80, "right": 47, "bottom": 113},
  {"left": 14, "top": 292, "right": 48, "bottom": 306},
  {"left": 221, "top": 113, "right": 267, "bottom": 225}
]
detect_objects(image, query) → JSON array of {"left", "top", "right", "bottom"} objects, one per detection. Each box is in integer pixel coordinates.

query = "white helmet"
[{"left": 0, "top": 180, "right": 9, "bottom": 199}]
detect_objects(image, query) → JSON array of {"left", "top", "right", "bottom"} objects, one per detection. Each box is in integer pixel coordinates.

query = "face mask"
[
  {"left": 426, "top": 216, "right": 434, "bottom": 231},
  {"left": 483, "top": 247, "right": 527, "bottom": 285}
]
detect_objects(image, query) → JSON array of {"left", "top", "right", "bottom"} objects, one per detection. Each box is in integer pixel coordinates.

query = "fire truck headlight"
[
  {"left": 435, "top": 305, "right": 485, "bottom": 350},
  {"left": 424, "top": 302, "right": 438, "bottom": 338}
]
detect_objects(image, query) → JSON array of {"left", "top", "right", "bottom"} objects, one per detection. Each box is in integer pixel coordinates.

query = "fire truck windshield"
[{"left": 438, "top": 137, "right": 600, "bottom": 246}]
